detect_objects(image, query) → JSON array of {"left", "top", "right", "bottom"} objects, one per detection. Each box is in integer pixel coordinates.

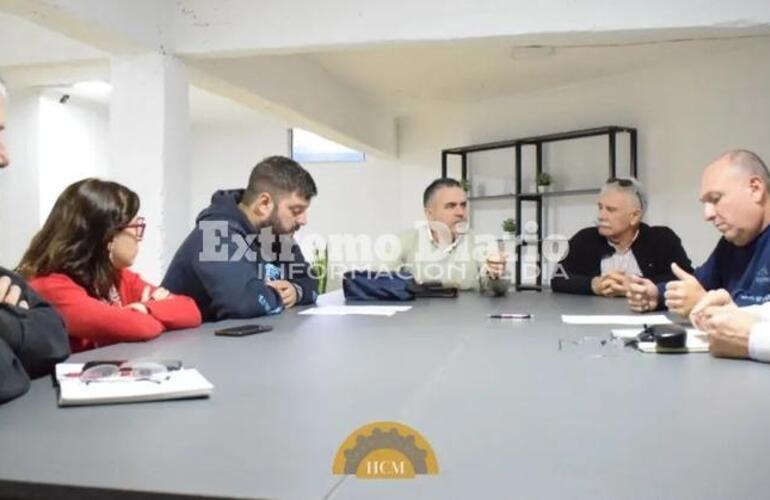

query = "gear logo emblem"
[{"left": 332, "top": 421, "right": 439, "bottom": 479}]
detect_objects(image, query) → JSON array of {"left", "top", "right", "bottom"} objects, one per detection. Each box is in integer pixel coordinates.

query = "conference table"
[{"left": 2, "top": 290, "right": 770, "bottom": 499}]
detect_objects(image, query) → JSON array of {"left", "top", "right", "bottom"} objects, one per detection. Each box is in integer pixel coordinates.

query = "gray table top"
[{"left": 1, "top": 291, "right": 769, "bottom": 500}]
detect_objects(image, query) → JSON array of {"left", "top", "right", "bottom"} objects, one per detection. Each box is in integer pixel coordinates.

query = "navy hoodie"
[{"left": 162, "top": 190, "right": 318, "bottom": 321}]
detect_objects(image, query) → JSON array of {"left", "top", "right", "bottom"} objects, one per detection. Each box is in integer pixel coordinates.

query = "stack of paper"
[
  {"left": 299, "top": 305, "right": 412, "bottom": 317},
  {"left": 55, "top": 363, "right": 214, "bottom": 407}
]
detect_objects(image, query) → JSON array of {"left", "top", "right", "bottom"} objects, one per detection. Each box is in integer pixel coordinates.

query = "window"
[{"left": 289, "top": 128, "right": 365, "bottom": 163}]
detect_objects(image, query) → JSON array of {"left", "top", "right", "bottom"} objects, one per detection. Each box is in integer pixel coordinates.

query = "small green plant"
[
  {"left": 536, "top": 172, "right": 552, "bottom": 186},
  {"left": 502, "top": 218, "right": 517, "bottom": 234},
  {"left": 310, "top": 245, "right": 329, "bottom": 294},
  {"left": 460, "top": 179, "right": 471, "bottom": 192}
]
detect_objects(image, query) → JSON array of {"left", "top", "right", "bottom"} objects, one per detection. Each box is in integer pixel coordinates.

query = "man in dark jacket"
[
  {"left": 0, "top": 76, "right": 70, "bottom": 404},
  {"left": 551, "top": 177, "right": 692, "bottom": 296},
  {"left": 163, "top": 156, "right": 318, "bottom": 321}
]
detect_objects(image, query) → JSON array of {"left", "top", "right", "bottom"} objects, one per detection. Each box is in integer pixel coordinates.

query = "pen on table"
[{"left": 488, "top": 313, "right": 532, "bottom": 319}]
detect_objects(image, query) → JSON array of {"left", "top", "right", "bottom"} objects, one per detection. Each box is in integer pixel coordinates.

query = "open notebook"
[{"left": 55, "top": 363, "right": 214, "bottom": 407}]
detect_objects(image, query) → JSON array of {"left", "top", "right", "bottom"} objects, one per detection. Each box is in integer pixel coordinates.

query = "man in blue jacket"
[
  {"left": 163, "top": 156, "right": 318, "bottom": 321},
  {"left": 628, "top": 150, "right": 770, "bottom": 316},
  {"left": 0, "top": 76, "right": 70, "bottom": 404}
]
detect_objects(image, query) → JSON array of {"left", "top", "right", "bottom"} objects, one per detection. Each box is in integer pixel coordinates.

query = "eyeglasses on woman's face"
[{"left": 120, "top": 216, "right": 146, "bottom": 241}]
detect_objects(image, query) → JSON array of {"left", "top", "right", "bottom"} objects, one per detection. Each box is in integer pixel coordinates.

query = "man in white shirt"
[
  {"left": 378, "top": 178, "right": 509, "bottom": 294},
  {"left": 690, "top": 289, "right": 770, "bottom": 361}
]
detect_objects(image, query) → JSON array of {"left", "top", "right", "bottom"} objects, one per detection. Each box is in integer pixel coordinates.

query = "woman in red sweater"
[{"left": 18, "top": 178, "right": 202, "bottom": 352}]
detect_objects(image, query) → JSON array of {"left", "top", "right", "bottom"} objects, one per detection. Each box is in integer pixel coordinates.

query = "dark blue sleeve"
[
  {"left": 693, "top": 244, "right": 721, "bottom": 291},
  {"left": 655, "top": 281, "right": 666, "bottom": 310},
  {"left": 656, "top": 243, "right": 720, "bottom": 310},
  {"left": 191, "top": 228, "right": 284, "bottom": 320},
  {"left": 283, "top": 242, "right": 318, "bottom": 306}
]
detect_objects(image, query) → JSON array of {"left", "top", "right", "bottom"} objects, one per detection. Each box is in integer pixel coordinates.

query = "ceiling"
[
  {"left": 0, "top": 11, "right": 104, "bottom": 68},
  {"left": 2, "top": 7, "right": 769, "bottom": 128},
  {"left": 303, "top": 34, "right": 770, "bottom": 112}
]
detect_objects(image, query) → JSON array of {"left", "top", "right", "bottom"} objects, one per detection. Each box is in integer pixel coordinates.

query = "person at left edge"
[
  {"left": 0, "top": 75, "right": 69, "bottom": 404},
  {"left": 18, "top": 179, "right": 202, "bottom": 353}
]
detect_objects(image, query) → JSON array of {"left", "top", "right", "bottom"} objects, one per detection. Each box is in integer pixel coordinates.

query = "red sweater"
[{"left": 29, "top": 269, "right": 202, "bottom": 353}]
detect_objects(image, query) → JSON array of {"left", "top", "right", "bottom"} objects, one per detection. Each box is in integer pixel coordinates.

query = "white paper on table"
[
  {"left": 561, "top": 314, "right": 671, "bottom": 325},
  {"left": 611, "top": 327, "right": 710, "bottom": 353},
  {"left": 299, "top": 305, "right": 412, "bottom": 316}
]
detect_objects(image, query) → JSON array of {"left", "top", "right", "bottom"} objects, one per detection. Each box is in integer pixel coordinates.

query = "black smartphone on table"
[{"left": 215, "top": 324, "right": 274, "bottom": 337}]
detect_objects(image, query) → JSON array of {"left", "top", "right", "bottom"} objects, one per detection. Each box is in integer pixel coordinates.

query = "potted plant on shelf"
[
  {"left": 536, "top": 172, "right": 553, "bottom": 193},
  {"left": 310, "top": 244, "right": 329, "bottom": 294},
  {"left": 501, "top": 218, "right": 517, "bottom": 240}
]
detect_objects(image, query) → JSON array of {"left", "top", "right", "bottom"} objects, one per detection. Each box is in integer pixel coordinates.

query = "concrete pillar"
[{"left": 109, "top": 53, "right": 190, "bottom": 283}]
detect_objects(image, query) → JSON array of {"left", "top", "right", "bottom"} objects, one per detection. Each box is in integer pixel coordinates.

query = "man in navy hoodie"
[
  {"left": 0, "top": 76, "right": 70, "bottom": 404},
  {"left": 628, "top": 150, "right": 770, "bottom": 316},
  {"left": 163, "top": 156, "right": 318, "bottom": 321}
]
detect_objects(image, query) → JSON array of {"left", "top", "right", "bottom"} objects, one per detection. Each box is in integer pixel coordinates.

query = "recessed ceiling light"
[{"left": 71, "top": 80, "right": 112, "bottom": 100}]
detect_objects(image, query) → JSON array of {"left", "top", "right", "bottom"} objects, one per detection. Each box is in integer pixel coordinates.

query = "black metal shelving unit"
[{"left": 441, "top": 125, "right": 638, "bottom": 291}]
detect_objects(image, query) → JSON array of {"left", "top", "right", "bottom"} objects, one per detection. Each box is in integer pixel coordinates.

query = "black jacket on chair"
[
  {"left": 0, "top": 267, "right": 70, "bottom": 405},
  {"left": 550, "top": 223, "right": 693, "bottom": 295}
]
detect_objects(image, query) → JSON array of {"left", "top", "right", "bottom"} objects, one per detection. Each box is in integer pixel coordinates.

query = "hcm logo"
[{"left": 332, "top": 421, "right": 439, "bottom": 479}]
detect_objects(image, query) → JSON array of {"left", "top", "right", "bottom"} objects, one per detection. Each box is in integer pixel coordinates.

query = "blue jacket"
[
  {"left": 657, "top": 225, "right": 770, "bottom": 307},
  {"left": 162, "top": 190, "right": 318, "bottom": 321}
]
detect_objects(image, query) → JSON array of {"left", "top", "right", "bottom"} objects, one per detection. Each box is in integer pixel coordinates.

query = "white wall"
[
  {"left": 392, "top": 38, "right": 770, "bottom": 272},
  {"left": 38, "top": 92, "right": 110, "bottom": 224},
  {"left": 189, "top": 91, "right": 289, "bottom": 226},
  {"left": 0, "top": 90, "right": 40, "bottom": 268},
  {"left": 0, "top": 91, "right": 110, "bottom": 269},
  {"left": 0, "top": 91, "right": 110, "bottom": 268}
]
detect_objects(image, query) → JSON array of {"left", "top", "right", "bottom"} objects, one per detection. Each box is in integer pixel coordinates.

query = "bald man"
[{"left": 628, "top": 150, "right": 770, "bottom": 316}]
